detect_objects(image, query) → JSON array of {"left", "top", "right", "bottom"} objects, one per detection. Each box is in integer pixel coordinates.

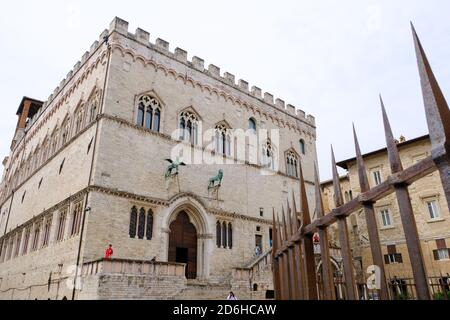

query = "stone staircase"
[
  {"left": 172, "top": 250, "right": 274, "bottom": 300},
  {"left": 175, "top": 279, "right": 232, "bottom": 300}
]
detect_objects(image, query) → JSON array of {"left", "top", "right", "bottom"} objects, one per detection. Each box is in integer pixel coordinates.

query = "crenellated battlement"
[
  {"left": 25, "top": 29, "right": 109, "bottom": 131},
  {"left": 108, "top": 17, "right": 316, "bottom": 127},
  {"left": 25, "top": 16, "right": 315, "bottom": 132}
]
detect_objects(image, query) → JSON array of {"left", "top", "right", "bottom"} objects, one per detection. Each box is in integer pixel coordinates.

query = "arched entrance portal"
[{"left": 168, "top": 211, "right": 198, "bottom": 279}]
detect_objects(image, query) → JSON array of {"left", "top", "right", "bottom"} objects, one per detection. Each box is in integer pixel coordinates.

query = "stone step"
[{"left": 175, "top": 281, "right": 233, "bottom": 300}]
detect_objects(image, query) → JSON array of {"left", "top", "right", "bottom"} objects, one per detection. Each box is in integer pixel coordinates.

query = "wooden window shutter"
[
  {"left": 436, "top": 239, "right": 447, "bottom": 250},
  {"left": 433, "top": 250, "right": 440, "bottom": 261},
  {"left": 387, "top": 245, "right": 397, "bottom": 255},
  {"left": 395, "top": 253, "right": 403, "bottom": 263},
  {"left": 384, "top": 254, "right": 390, "bottom": 265}
]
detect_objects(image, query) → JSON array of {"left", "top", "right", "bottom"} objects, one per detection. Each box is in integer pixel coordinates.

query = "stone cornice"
[
  {"left": 101, "top": 114, "right": 315, "bottom": 186},
  {"left": 90, "top": 185, "right": 274, "bottom": 225}
]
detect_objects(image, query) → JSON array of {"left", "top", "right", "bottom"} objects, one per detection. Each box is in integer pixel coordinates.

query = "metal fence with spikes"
[{"left": 271, "top": 25, "right": 450, "bottom": 301}]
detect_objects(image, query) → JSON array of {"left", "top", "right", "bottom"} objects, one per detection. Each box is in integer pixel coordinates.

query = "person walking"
[
  {"left": 105, "top": 244, "right": 114, "bottom": 259},
  {"left": 227, "top": 292, "right": 237, "bottom": 300}
]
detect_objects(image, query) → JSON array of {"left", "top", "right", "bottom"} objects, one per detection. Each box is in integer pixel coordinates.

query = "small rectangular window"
[
  {"left": 259, "top": 208, "right": 264, "bottom": 217},
  {"left": 384, "top": 246, "right": 402, "bottom": 264},
  {"left": 437, "top": 249, "right": 450, "bottom": 261},
  {"left": 385, "top": 253, "right": 403, "bottom": 264},
  {"left": 380, "top": 209, "right": 392, "bottom": 228},
  {"left": 373, "top": 170, "right": 382, "bottom": 186},
  {"left": 427, "top": 200, "right": 440, "bottom": 220}
]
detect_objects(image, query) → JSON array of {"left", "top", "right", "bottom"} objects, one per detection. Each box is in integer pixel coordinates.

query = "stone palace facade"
[{"left": 0, "top": 17, "right": 317, "bottom": 300}]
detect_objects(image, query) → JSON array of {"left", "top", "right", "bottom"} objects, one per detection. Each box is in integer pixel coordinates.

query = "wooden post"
[
  {"left": 332, "top": 147, "right": 357, "bottom": 300},
  {"left": 380, "top": 97, "right": 431, "bottom": 300},
  {"left": 353, "top": 125, "right": 389, "bottom": 300},
  {"left": 314, "top": 166, "right": 336, "bottom": 300}
]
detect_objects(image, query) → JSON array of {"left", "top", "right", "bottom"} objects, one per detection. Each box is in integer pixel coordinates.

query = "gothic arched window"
[
  {"left": 40, "top": 138, "right": 48, "bottom": 165},
  {"left": 129, "top": 206, "right": 138, "bottom": 238},
  {"left": 138, "top": 208, "right": 146, "bottom": 240},
  {"left": 153, "top": 109, "right": 161, "bottom": 132},
  {"left": 179, "top": 111, "right": 199, "bottom": 145},
  {"left": 136, "top": 95, "right": 162, "bottom": 133},
  {"left": 228, "top": 223, "right": 233, "bottom": 249},
  {"left": 146, "top": 209, "right": 153, "bottom": 240},
  {"left": 216, "top": 221, "right": 222, "bottom": 248},
  {"left": 50, "top": 128, "right": 59, "bottom": 156},
  {"left": 74, "top": 103, "right": 85, "bottom": 134},
  {"left": 261, "top": 140, "right": 275, "bottom": 170},
  {"left": 300, "top": 139, "right": 306, "bottom": 155},
  {"left": 137, "top": 104, "right": 145, "bottom": 127},
  {"left": 248, "top": 118, "right": 257, "bottom": 132},
  {"left": 145, "top": 106, "right": 153, "bottom": 130},
  {"left": 88, "top": 89, "right": 100, "bottom": 123},
  {"left": 215, "top": 123, "right": 232, "bottom": 156},
  {"left": 286, "top": 151, "right": 299, "bottom": 178},
  {"left": 61, "top": 116, "right": 71, "bottom": 146}
]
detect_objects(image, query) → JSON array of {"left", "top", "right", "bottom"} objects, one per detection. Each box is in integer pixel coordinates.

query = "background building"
[{"left": 322, "top": 135, "right": 450, "bottom": 299}]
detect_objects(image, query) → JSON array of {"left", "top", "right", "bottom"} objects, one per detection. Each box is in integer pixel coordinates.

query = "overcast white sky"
[{"left": 1, "top": 1, "right": 449, "bottom": 180}]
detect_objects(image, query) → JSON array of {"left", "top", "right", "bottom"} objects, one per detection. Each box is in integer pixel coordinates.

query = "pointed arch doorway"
[{"left": 168, "top": 211, "right": 198, "bottom": 279}]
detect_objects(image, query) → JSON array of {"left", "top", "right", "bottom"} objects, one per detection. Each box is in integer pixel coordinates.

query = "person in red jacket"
[{"left": 105, "top": 244, "right": 114, "bottom": 259}]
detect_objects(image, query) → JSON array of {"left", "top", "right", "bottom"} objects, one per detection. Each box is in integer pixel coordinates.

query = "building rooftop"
[{"left": 336, "top": 134, "right": 430, "bottom": 170}]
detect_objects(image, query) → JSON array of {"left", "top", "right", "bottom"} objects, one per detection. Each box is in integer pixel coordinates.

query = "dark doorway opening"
[
  {"left": 266, "top": 290, "right": 275, "bottom": 299},
  {"left": 255, "top": 235, "right": 263, "bottom": 251},
  {"left": 176, "top": 248, "right": 188, "bottom": 264},
  {"left": 169, "top": 211, "right": 198, "bottom": 279}
]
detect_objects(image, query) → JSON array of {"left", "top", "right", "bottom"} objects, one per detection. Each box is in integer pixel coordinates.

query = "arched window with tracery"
[
  {"left": 25, "top": 154, "right": 32, "bottom": 178},
  {"left": 50, "top": 128, "right": 59, "bottom": 156},
  {"left": 286, "top": 151, "right": 299, "bottom": 178},
  {"left": 179, "top": 111, "right": 199, "bottom": 145},
  {"left": 129, "top": 206, "right": 138, "bottom": 238},
  {"left": 261, "top": 140, "right": 275, "bottom": 170},
  {"left": 215, "top": 123, "right": 232, "bottom": 156},
  {"left": 32, "top": 147, "right": 40, "bottom": 171},
  {"left": 146, "top": 209, "right": 153, "bottom": 240},
  {"left": 60, "top": 116, "right": 71, "bottom": 146},
  {"left": 74, "top": 103, "right": 85, "bottom": 135},
  {"left": 41, "top": 137, "right": 49, "bottom": 164},
  {"left": 136, "top": 95, "right": 162, "bottom": 133},
  {"left": 88, "top": 89, "right": 100, "bottom": 123},
  {"left": 138, "top": 208, "right": 146, "bottom": 240}
]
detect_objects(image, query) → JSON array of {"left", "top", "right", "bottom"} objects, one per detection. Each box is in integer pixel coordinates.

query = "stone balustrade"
[{"left": 82, "top": 258, "right": 186, "bottom": 278}]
